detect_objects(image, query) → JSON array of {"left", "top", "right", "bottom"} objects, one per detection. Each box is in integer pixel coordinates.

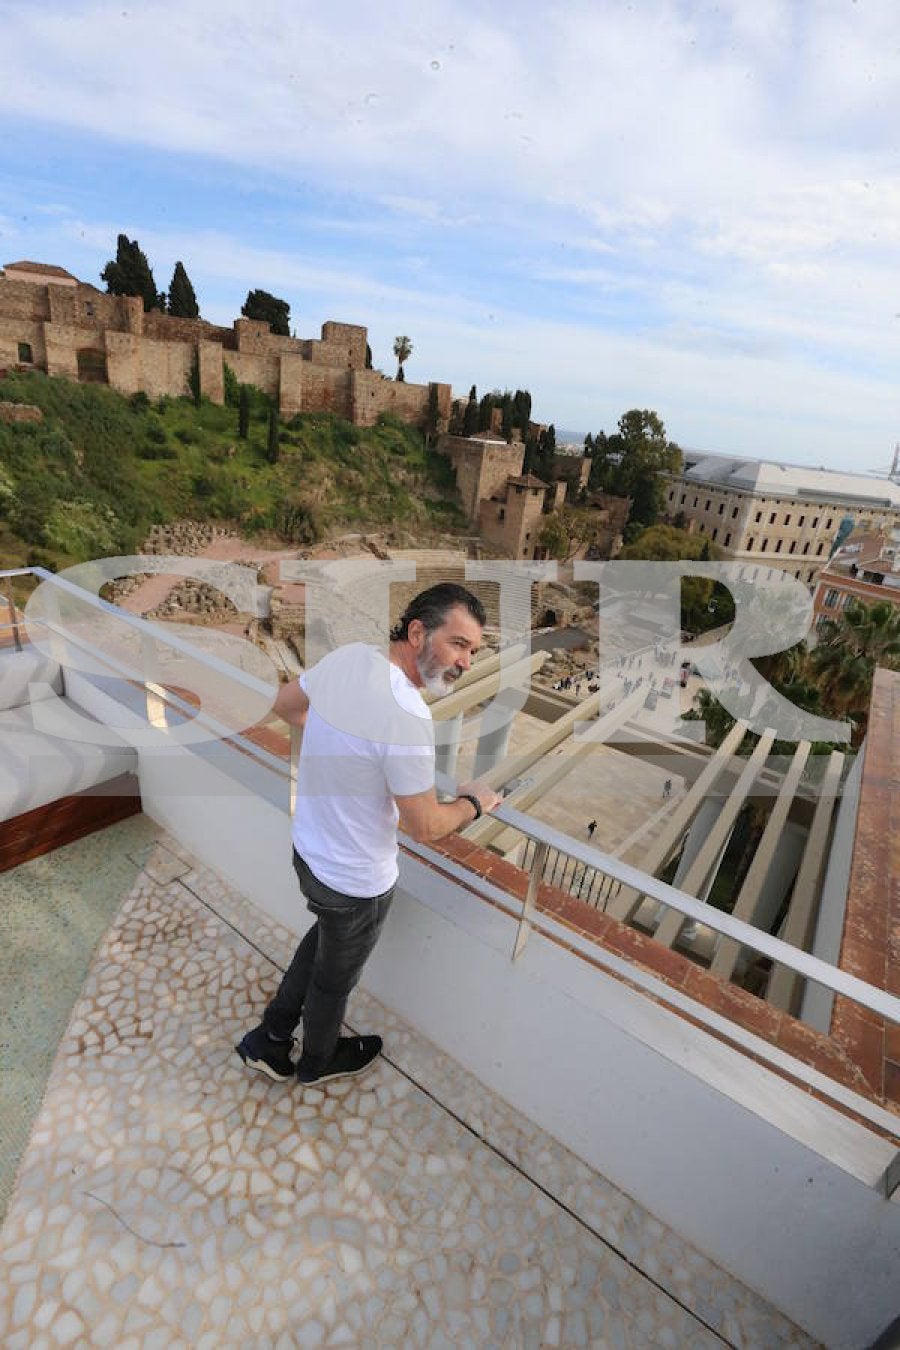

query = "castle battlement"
[{"left": 0, "top": 263, "right": 451, "bottom": 430}]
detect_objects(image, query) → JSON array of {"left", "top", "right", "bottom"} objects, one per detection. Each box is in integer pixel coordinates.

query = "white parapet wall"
[{"left": 365, "top": 855, "right": 900, "bottom": 1350}]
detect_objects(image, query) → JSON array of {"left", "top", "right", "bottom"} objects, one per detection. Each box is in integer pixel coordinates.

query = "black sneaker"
[
  {"left": 235, "top": 1025, "right": 295, "bottom": 1082},
  {"left": 296, "top": 1034, "right": 383, "bottom": 1085}
]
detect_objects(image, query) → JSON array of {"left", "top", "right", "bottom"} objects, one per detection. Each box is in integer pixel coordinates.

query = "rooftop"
[
  {"left": 2, "top": 261, "right": 79, "bottom": 282},
  {"left": 0, "top": 562, "right": 898, "bottom": 1347},
  {"left": 678, "top": 455, "right": 900, "bottom": 508},
  {"left": 508, "top": 474, "right": 549, "bottom": 489}
]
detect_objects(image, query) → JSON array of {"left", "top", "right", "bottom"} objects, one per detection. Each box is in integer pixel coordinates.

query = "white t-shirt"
[{"left": 292, "top": 643, "right": 434, "bottom": 896}]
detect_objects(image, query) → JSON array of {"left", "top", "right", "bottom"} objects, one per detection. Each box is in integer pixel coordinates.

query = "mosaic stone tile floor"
[
  {"left": 0, "top": 824, "right": 817, "bottom": 1348},
  {"left": 0, "top": 816, "right": 159, "bottom": 1220}
]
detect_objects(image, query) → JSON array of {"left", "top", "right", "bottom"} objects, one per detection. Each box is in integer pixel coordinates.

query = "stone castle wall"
[
  {"left": 478, "top": 482, "right": 547, "bottom": 559},
  {"left": 0, "top": 271, "right": 451, "bottom": 431},
  {"left": 440, "top": 437, "right": 525, "bottom": 522}
]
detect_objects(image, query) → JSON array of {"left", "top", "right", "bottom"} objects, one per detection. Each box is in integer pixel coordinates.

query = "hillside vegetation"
[{"left": 0, "top": 371, "right": 464, "bottom": 572}]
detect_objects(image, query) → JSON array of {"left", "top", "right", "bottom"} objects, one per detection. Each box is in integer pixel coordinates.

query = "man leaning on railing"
[{"left": 236, "top": 583, "right": 502, "bottom": 1087}]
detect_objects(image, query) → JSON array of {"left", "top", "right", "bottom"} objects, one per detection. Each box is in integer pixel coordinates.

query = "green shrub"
[
  {"left": 192, "top": 473, "right": 215, "bottom": 499},
  {"left": 277, "top": 500, "right": 321, "bottom": 545},
  {"left": 137, "top": 439, "right": 177, "bottom": 460},
  {"left": 43, "top": 499, "right": 121, "bottom": 558}
]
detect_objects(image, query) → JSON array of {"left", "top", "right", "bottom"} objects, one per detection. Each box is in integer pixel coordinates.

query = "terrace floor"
[{"left": 0, "top": 817, "right": 816, "bottom": 1348}]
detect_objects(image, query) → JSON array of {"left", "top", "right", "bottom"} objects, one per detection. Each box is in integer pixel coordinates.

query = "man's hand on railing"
[{"left": 457, "top": 781, "right": 503, "bottom": 818}]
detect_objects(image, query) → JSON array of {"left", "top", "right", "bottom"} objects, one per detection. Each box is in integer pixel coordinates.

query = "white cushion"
[
  {"left": 0, "top": 701, "right": 137, "bottom": 819},
  {"left": 0, "top": 648, "right": 63, "bottom": 712}
]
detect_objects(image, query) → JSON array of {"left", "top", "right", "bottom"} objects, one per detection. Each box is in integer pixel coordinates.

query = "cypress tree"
[
  {"left": 100, "top": 234, "right": 162, "bottom": 312},
  {"left": 463, "top": 390, "right": 479, "bottom": 436},
  {"left": 238, "top": 385, "right": 250, "bottom": 439},
  {"left": 426, "top": 383, "right": 441, "bottom": 442},
  {"left": 167, "top": 261, "right": 199, "bottom": 318},
  {"left": 266, "top": 407, "right": 280, "bottom": 464},
  {"left": 242, "top": 289, "right": 291, "bottom": 336}
]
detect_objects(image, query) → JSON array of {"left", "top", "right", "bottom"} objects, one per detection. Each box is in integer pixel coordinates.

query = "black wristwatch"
[{"left": 458, "top": 792, "right": 483, "bottom": 820}]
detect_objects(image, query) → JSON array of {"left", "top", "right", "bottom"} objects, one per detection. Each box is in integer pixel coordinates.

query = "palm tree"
[
  {"left": 753, "top": 639, "right": 806, "bottom": 688},
  {"left": 810, "top": 598, "right": 900, "bottom": 739},
  {"left": 393, "top": 335, "right": 412, "bottom": 382}
]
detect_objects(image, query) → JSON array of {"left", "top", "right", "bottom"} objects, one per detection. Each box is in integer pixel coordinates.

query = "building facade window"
[
  {"left": 761, "top": 538, "right": 768, "bottom": 552},
  {"left": 755, "top": 511, "right": 762, "bottom": 523},
  {"left": 747, "top": 537, "right": 755, "bottom": 550},
  {"left": 824, "top": 588, "right": 840, "bottom": 607},
  {"left": 17, "top": 341, "right": 33, "bottom": 363},
  {"left": 826, "top": 518, "right": 833, "bottom": 529},
  {"left": 704, "top": 499, "right": 711, "bottom": 511},
  {"left": 724, "top": 532, "right": 731, "bottom": 546},
  {"left": 802, "top": 541, "right": 810, "bottom": 555},
  {"left": 816, "top": 543, "right": 825, "bottom": 556},
  {"left": 789, "top": 540, "right": 796, "bottom": 554},
  {"left": 798, "top": 515, "right": 805, "bottom": 526},
  {"left": 680, "top": 494, "right": 686, "bottom": 505},
  {"left": 785, "top": 514, "right": 791, "bottom": 525},
  {"left": 775, "top": 539, "right": 782, "bottom": 552},
  {"left": 769, "top": 512, "right": 776, "bottom": 524},
  {"left": 712, "top": 528, "right": 718, "bottom": 541},
  {"left": 718, "top": 502, "right": 724, "bottom": 514},
  {"left": 732, "top": 506, "right": 739, "bottom": 518}
]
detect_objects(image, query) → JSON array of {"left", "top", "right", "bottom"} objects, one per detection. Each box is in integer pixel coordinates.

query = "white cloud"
[{"left": 3, "top": 1, "right": 900, "bottom": 465}]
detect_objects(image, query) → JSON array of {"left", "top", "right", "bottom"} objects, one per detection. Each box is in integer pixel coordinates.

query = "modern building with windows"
[
  {"left": 812, "top": 527, "right": 900, "bottom": 628},
  {"left": 664, "top": 453, "right": 900, "bottom": 586}
]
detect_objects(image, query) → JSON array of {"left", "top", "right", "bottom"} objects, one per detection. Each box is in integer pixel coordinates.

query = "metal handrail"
[
  {"left": 478, "top": 800, "right": 900, "bottom": 1027},
  {"left": 1, "top": 568, "right": 290, "bottom": 784},
  {"left": 0, "top": 566, "right": 273, "bottom": 697}
]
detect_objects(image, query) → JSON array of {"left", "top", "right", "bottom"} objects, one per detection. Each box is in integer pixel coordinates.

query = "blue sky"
[{"left": 2, "top": 0, "right": 900, "bottom": 471}]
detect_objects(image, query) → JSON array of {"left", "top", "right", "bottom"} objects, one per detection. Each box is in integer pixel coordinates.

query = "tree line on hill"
[
  {"left": 100, "top": 234, "right": 294, "bottom": 334},
  {"left": 100, "top": 236, "right": 416, "bottom": 380},
  {"left": 447, "top": 385, "right": 558, "bottom": 479}
]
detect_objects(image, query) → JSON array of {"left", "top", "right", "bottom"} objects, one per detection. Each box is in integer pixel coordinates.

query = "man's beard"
[{"left": 417, "top": 635, "right": 461, "bottom": 699}]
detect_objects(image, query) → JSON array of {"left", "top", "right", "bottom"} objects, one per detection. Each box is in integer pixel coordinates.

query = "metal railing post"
[
  {"left": 140, "top": 632, "right": 168, "bottom": 729},
  {"left": 513, "top": 840, "right": 548, "bottom": 961},
  {"left": 6, "top": 591, "right": 21, "bottom": 651},
  {"left": 289, "top": 724, "right": 301, "bottom": 815}
]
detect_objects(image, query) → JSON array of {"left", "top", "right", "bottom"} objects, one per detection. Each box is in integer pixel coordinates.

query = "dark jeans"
[{"left": 262, "top": 850, "right": 394, "bottom": 1070}]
